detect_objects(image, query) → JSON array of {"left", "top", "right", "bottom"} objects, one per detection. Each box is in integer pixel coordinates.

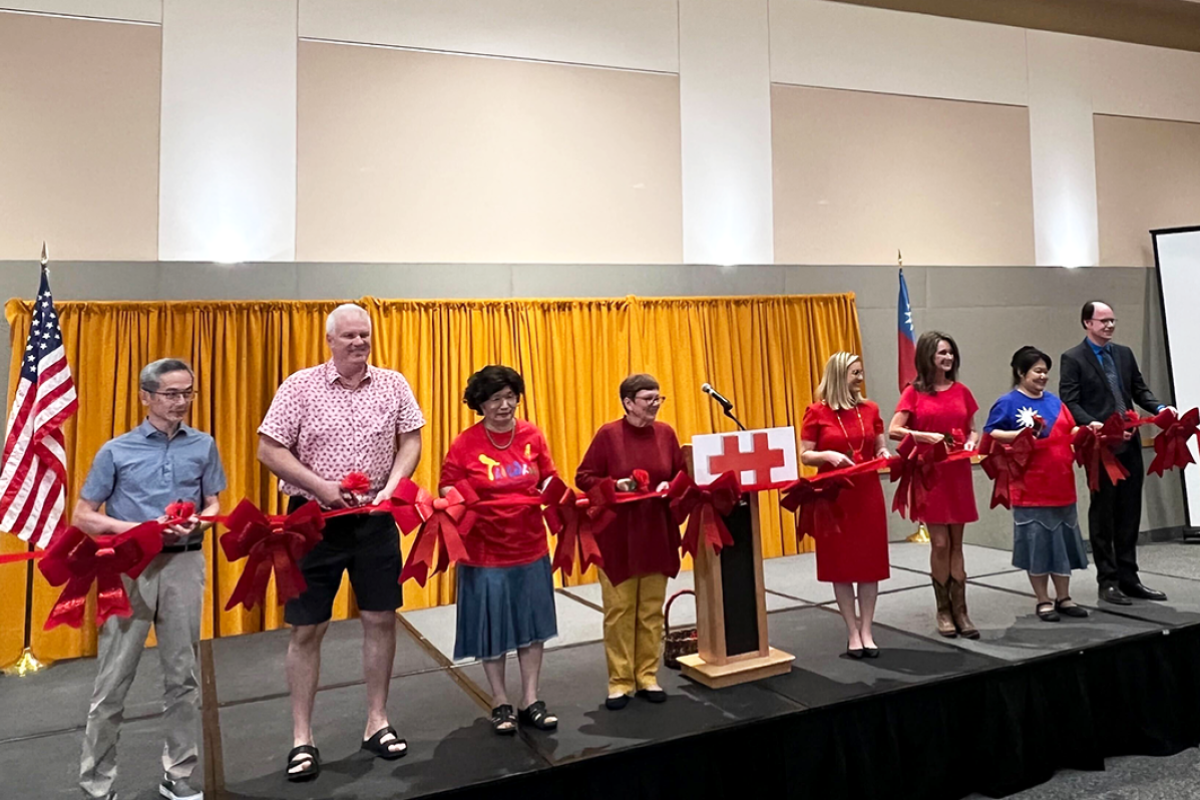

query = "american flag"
[{"left": 0, "top": 269, "right": 77, "bottom": 548}]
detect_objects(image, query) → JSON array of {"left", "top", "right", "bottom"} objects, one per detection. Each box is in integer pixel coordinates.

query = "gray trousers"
[{"left": 79, "top": 551, "right": 205, "bottom": 799}]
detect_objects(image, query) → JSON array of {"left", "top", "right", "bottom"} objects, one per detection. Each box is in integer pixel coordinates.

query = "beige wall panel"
[
  {"left": 0, "top": 3, "right": 160, "bottom": 22},
  {"left": 772, "top": 85, "right": 1035, "bottom": 266},
  {"left": 769, "top": 0, "right": 1028, "bottom": 106},
  {"left": 296, "top": 42, "right": 683, "bottom": 264},
  {"left": 1089, "top": 38, "right": 1200, "bottom": 123},
  {"left": 1095, "top": 114, "right": 1200, "bottom": 267},
  {"left": 0, "top": 13, "right": 159, "bottom": 260},
  {"left": 299, "top": 0, "right": 679, "bottom": 74}
]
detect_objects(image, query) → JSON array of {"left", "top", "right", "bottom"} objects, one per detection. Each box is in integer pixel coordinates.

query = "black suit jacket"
[{"left": 1059, "top": 339, "right": 1161, "bottom": 426}]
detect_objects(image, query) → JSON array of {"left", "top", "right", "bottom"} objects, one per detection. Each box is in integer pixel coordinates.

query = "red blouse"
[{"left": 439, "top": 420, "right": 558, "bottom": 568}]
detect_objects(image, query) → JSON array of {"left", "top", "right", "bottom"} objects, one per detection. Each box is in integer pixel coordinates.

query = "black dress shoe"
[
  {"left": 846, "top": 646, "right": 865, "bottom": 659},
  {"left": 635, "top": 688, "right": 667, "bottom": 704},
  {"left": 1100, "top": 585, "right": 1132, "bottom": 605},
  {"left": 1120, "top": 582, "right": 1168, "bottom": 601},
  {"left": 605, "top": 694, "right": 631, "bottom": 710},
  {"left": 862, "top": 646, "right": 880, "bottom": 659}
]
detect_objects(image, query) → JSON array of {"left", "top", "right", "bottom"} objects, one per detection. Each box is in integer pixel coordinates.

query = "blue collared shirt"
[
  {"left": 80, "top": 419, "right": 227, "bottom": 543},
  {"left": 1087, "top": 338, "right": 1109, "bottom": 365}
]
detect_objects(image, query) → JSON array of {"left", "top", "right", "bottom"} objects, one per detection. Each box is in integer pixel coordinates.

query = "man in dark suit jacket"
[{"left": 1060, "top": 300, "right": 1171, "bottom": 605}]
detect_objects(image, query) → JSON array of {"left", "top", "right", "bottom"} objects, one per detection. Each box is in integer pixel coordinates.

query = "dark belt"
[{"left": 161, "top": 542, "right": 203, "bottom": 553}]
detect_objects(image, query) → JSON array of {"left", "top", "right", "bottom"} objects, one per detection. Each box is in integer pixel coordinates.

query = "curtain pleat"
[{"left": 0, "top": 293, "right": 862, "bottom": 662}]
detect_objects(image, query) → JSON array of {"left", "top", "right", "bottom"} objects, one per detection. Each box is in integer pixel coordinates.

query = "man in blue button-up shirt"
[{"left": 74, "top": 358, "right": 225, "bottom": 800}]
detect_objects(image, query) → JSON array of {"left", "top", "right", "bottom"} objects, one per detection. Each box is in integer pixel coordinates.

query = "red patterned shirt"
[{"left": 258, "top": 360, "right": 425, "bottom": 499}]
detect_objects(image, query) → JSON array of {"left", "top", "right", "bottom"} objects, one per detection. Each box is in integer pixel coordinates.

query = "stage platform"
[{"left": 6, "top": 541, "right": 1200, "bottom": 800}]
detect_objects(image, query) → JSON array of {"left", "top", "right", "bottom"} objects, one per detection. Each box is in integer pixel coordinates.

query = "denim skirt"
[
  {"left": 454, "top": 555, "right": 558, "bottom": 662},
  {"left": 1012, "top": 505, "right": 1089, "bottom": 576}
]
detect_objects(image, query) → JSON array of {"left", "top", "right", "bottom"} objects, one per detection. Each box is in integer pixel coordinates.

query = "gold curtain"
[{"left": 0, "top": 293, "right": 862, "bottom": 663}]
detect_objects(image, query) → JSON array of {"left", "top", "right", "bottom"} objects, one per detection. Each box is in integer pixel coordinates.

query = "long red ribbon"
[
  {"left": 388, "top": 478, "right": 475, "bottom": 587},
  {"left": 978, "top": 429, "right": 1037, "bottom": 510},
  {"left": 541, "top": 476, "right": 605, "bottom": 577}
]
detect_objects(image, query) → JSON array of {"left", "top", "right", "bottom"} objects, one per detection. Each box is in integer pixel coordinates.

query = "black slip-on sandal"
[
  {"left": 1055, "top": 597, "right": 1089, "bottom": 618},
  {"left": 361, "top": 726, "right": 407, "bottom": 760},
  {"left": 1036, "top": 602, "right": 1061, "bottom": 622},
  {"left": 518, "top": 700, "right": 558, "bottom": 730},
  {"left": 286, "top": 744, "right": 320, "bottom": 782},
  {"left": 491, "top": 704, "right": 517, "bottom": 735}
]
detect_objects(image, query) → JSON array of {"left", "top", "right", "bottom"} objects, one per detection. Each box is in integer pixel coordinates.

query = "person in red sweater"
[
  {"left": 441, "top": 365, "right": 559, "bottom": 735},
  {"left": 576, "top": 374, "right": 685, "bottom": 710}
]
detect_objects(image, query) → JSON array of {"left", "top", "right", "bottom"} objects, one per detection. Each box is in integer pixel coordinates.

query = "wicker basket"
[{"left": 663, "top": 589, "right": 698, "bottom": 670}]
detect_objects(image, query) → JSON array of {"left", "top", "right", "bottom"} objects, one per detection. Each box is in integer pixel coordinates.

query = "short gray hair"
[
  {"left": 140, "top": 358, "right": 194, "bottom": 392},
  {"left": 326, "top": 303, "right": 371, "bottom": 336}
]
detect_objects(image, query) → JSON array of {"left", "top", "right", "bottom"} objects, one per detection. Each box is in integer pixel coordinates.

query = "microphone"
[{"left": 701, "top": 383, "right": 734, "bottom": 412}]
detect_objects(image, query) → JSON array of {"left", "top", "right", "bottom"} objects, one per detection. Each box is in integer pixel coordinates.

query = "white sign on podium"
[{"left": 690, "top": 427, "right": 798, "bottom": 491}]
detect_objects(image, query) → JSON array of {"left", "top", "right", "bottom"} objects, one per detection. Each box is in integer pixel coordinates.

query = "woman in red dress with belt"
[
  {"left": 888, "top": 331, "right": 981, "bottom": 639},
  {"left": 799, "top": 353, "right": 891, "bottom": 658}
]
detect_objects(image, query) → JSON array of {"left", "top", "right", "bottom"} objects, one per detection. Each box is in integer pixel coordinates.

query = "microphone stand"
[{"left": 722, "top": 407, "right": 747, "bottom": 432}]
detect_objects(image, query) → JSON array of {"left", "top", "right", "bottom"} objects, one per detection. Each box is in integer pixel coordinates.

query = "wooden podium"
[{"left": 678, "top": 435, "right": 795, "bottom": 688}]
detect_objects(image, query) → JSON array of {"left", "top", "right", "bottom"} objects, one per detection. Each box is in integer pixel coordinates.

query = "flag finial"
[
  {"left": 40, "top": 242, "right": 48, "bottom": 268},
  {"left": 897, "top": 249, "right": 903, "bottom": 268}
]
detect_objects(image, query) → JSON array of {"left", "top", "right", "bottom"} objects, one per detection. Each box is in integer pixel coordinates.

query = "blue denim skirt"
[
  {"left": 454, "top": 556, "right": 558, "bottom": 662},
  {"left": 1012, "top": 505, "right": 1089, "bottom": 576}
]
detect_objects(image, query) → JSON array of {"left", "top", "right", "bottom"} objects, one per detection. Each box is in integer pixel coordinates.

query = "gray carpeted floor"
[{"left": 970, "top": 747, "right": 1200, "bottom": 799}]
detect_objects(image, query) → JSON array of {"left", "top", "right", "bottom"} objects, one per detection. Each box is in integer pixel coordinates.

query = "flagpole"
[
  {"left": 2, "top": 244, "right": 55, "bottom": 677},
  {"left": 897, "top": 250, "right": 930, "bottom": 545}
]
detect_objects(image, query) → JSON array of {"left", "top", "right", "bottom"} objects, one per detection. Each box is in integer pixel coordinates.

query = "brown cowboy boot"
[
  {"left": 948, "top": 577, "right": 980, "bottom": 639},
  {"left": 931, "top": 577, "right": 957, "bottom": 637}
]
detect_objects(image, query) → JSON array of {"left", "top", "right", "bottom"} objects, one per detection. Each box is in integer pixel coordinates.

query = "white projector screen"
[{"left": 1153, "top": 226, "right": 1200, "bottom": 529}]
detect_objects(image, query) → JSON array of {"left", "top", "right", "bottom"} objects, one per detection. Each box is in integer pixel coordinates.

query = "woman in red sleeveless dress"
[
  {"left": 888, "top": 331, "right": 982, "bottom": 639},
  {"left": 799, "top": 353, "right": 891, "bottom": 658}
]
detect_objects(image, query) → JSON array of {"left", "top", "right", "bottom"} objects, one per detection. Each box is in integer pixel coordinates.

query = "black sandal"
[
  {"left": 1036, "top": 602, "right": 1061, "bottom": 622},
  {"left": 361, "top": 726, "right": 407, "bottom": 760},
  {"left": 518, "top": 700, "right": 558, "bottom": 730},
  {"left": 286, "top": 744, "right": 320, "bottom": 782},
  {"left": 1055, "top": 597, "right": 1090, "bottom": 618},
  {"left": 491, "top": 704, "right": 517, "bottom": 735}
]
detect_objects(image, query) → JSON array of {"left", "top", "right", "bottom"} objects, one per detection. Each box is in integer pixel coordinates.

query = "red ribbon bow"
[
  {"left": 1148, "top": 407, "right": 1199, "bottom": 477},
  {"left": 541, "top": 476, "right": 605, "bottom": 577},
  {"left": 39, "top": 523, "right": 163, "bottom": 630},
  {"left": 780, "top": 474, "right": 854, "bottom": 539},
  {"left": 888, "top": 436, "right": 948, "bottom": 521},
  {"left": 390, "top": 478, "right": 474, "bottom": 587},
  {"left": 668, "top": 471, "right": 740, "bottom": 558},
  {"left": 631, "top": 469, "right": 650, "bottom": 492},
  {"left": 220, "top": 499, "right": 325, "bottom": 611},
  {"left": 979, "top": 429, "right": 1036, "bottom": 510},
  {"left": 1073, "top": 414, "right": 1130, "bottom": 492}
]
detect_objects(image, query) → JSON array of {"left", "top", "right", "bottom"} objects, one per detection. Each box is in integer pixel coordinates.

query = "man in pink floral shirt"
[{"left": 258, "top": 303, "right": 423, "bottom": 781}]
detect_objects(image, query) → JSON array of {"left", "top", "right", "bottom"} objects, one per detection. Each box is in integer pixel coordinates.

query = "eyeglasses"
[
  {"left": 148, "top": 389, "right": 196, "bottom": 401},
  {"left": 1089, "top": 318, "right": 1118, "bottom": 327},
  {"left": 635, "top": 395, "right": 667, "bottom": 407}
]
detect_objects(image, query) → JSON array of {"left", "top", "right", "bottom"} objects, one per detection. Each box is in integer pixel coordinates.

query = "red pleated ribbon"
[
  {"left": 1073, "top": 413, "right": 1131, "bottom": 492},
  {"left": 541, "top": 476, "right": 605, "bottom": 577},
  {"left": 388, "top": 478, "right": 475, "bottom": 587},
  {"left": 888, "top": 436, "right": 950, "bottom": 521},
  {"left": 978, "top": 429, "right": 1037, "bottom": 510},
  {"left": 219, "top": 499, "right": 325, "bottom": 611},
  {"left": 1147, "top": 407, "right": 1200, "bottom": 477},
  {"left": 668, "top": 471, "right": 741, "bottom": 558},
  {"left": 779, "top": 457, "right": 888, "bottom": 540},
  {"left": 38, "top": 522, "right": 163, "bottom": 630}
]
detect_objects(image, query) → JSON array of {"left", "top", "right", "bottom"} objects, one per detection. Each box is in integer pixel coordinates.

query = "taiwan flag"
[{"left": 898, "top": 268, "right": 916, "bottom": 392}]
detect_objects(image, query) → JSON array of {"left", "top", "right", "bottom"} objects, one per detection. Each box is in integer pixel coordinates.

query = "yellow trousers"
[{"left": 599, "top": 571, "right": 668, "bottom": 694}]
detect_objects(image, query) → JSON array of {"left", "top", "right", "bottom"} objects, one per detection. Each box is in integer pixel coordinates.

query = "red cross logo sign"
[{"left": 707, "top": 432, "right": 787, "bottom": 487}]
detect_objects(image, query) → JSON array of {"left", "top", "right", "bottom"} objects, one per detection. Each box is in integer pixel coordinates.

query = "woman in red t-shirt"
[
  {"left": 888, "top": 331, "right": 981, "bottom": 639},
  {"left": 983, "top": 346, "right": 1089, "bottom": 622},
  {"left": 799, "top": 353, "right": 891, "bottom": 658},
  {"left": 440, "top": 365, "right": 558, "bottom": 735}
]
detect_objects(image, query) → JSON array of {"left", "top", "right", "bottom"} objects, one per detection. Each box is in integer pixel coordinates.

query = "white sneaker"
[{"left": 159, "top": 776, "right": 202, "bottom": 800}]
